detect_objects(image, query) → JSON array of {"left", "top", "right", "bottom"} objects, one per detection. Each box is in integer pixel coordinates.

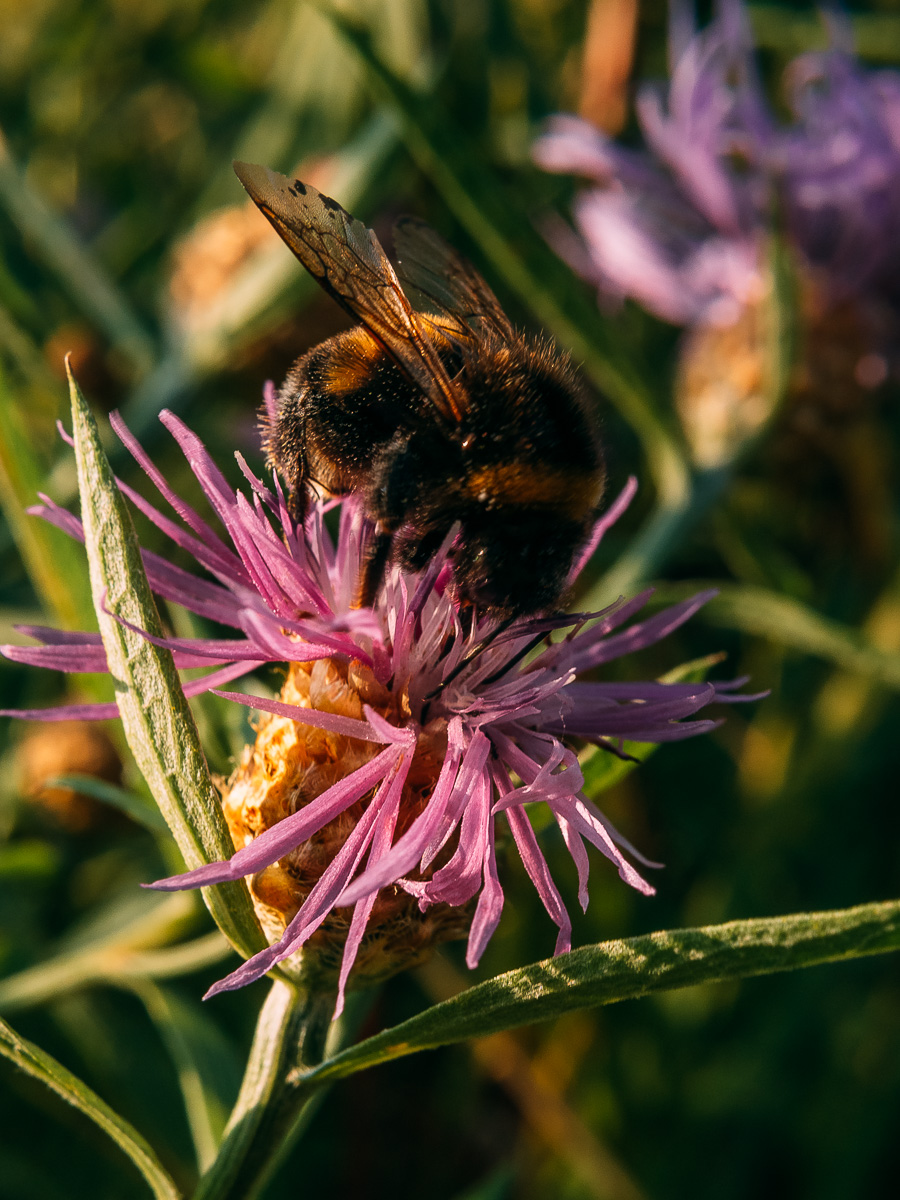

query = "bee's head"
[{"left": 451, "top": 516, "right": 579, "bottom": 618}]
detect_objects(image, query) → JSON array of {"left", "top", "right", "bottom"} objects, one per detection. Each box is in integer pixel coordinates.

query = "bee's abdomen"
[
  {"left": 463, "top": 462, "right": 603, "bottom": 526},
  {"left": 460, "top": 337, "right": 605, "bottom": 525}
]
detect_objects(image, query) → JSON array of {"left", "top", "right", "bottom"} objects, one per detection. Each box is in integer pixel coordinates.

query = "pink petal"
[
  {"left": 421, "top": 769, "right": 492, "bottom": 907},
  {"left": 210, "top": 690, "right": 391, "bottom": 744},
  {"left": 205, "top": 743, "right": 414, "bottom": 997},
  {"left": 334, "top": 789, "right": 403, "bottom": 1017},
  {"left": 567, "top": 476, "right": 638, "bottom": 586},
  {"left": 465, "top": 816, "right": 504, "bottom": 968},
  {"left": 506, "top": 804, "right": 572, "bottom": 955},
  {"left": 337, "top": 717, "right": 465, "bottom": 906},
  {"left": 146, "top": 743, "right": 402, "bottom": 891}
]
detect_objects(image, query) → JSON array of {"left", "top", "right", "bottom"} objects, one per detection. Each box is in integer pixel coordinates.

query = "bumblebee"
[{"left": 233, "top": 161, "right": 605, "bottom": 619}]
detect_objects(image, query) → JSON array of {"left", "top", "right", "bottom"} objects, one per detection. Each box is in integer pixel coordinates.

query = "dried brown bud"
[
  {"left": 220, "top": 659, "right": 471, "bottom": 992},
  {"left": 18, "top": 721, "right": 123, "bottom": 832}
]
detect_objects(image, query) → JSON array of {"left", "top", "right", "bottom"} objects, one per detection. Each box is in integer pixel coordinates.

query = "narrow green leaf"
[
  {"left": 0, "top": 1014, "right": 181, "bottom": 1200},
  {"left": 131, "top": 981, "right": 236, "bottom": 1173},
  {"left": 451, "top": 1167, "right": 515, "bottom": 1200},
  {"left": 67, "top": 363, "right": 264, "bottom": 962},
  {"left": 0, "top": 892, "right": 207, "bottom": 1013},
  {"left": 0, "top": 368, "right": 96, "bottom": 630},
  {"left": 748, "top": 4, "right": 900, "bottom": 62},
  {"left": 580, "top": 653, "right": 727, "bottom": 797},
  {"left": 0, "top": 840, "right": 59, "bottom": 881},
  {"left": 47, "top": 774, "right": 168, "bottom": 833},
  {"left": 580, "top": 740, "right": 654, "bottom": 799},
  {"left": 657, "top": 582, "right": 900, "bottom": 689},
  {"left": 120, "top": 931, "right": 233, "bottom": 980},
  {"left": 294, "top": 899, "right": 900, "bottom": 1094}
]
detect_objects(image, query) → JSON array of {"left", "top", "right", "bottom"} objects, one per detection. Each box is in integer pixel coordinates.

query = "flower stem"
[
  {"left": 191, "top": 980, "right": 334, "bottom": 1200},
  {"left": 585, "top": 466, "right": 728, "bottom": 606}
]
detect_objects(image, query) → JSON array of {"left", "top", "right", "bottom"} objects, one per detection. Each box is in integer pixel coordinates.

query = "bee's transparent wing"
[
  {"left": 393, "top": 216, "right": 514, "bottom": 344},
  {"left": 233, "top": 161, "right": 466, "bottom": 423}
]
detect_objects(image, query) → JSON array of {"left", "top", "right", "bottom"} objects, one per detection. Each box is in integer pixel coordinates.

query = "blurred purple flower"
[
  {"left": 2, "top": 409, "right": 755, "bottom": 1011},
  {"left": 534, "top": 0, "right": 900, "bottom": 330}
]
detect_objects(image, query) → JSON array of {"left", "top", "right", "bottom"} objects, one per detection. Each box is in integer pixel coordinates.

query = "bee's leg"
[
  {"left": 286, "top": 470, "right": 310, "bottom": 525},
  {"left": 392, "top": 525, "right": 448, "bottom": 572},
  {"left": 354, "top": 526, "right": 394, "bottom": 609}
]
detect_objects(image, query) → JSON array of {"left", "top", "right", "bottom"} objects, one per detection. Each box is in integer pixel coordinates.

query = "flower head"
[
  {"left": 2, "top": 405, "right": 754, "bottom": 1013},
  {"left": 534, "top": 0, "right": 900, "bottom": 336}
]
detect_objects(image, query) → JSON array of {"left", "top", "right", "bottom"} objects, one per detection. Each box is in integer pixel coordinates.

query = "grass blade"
[
  {"left": 0, "top": 368, "right": 96, "bottom": 630},
  {"left": 0, "top": 1015, "right": 181, "bottom": 1200},
  {"left": 0, "top": 131, "right": 155, "bottom": 377},
  {"left": 658, "top": 582, "right": 900, "bottom": 689}
]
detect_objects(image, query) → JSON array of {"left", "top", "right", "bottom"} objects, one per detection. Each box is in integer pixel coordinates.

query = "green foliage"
[
  {"left": 0, "top": 2, "right": 899, "bottom": 1199},
  {"left": 0, "top": 1013, "right": 180, "bottom": 1200},
  {"left": 300, "top": 900, "right": 900, "bottom": 1091}
]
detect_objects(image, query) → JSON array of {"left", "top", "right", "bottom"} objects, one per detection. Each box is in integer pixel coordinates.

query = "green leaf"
[
  {"left": 580, "top": 652, "right": 728, "bottom": 798},
  {"left": 67, "top": 363, "right": 264, "bottom": 963},
  {"left": 0, "top": 133, "right": 154, "bottom": 377},
  {"left": 0, "top": 1014, "right": 181, "bottom": 1200},
  {"left": 0, "top": 366, "right": 96, "bottom": 631},
  {"left": 579, "top": 740, "right": 654, "bottom": 800},
  {"left": 748, "top": 4, "right": 900, "bottom": 62},
  {"left": 657, "top": 582, "right": 900, "bottom": 689},
  {"left": 0, "top": 892, "right": 227, "bottom": 1014},
  {"left": 294, "top": 899, "right": 900, "bottom": 1094},
  {"left": 451, "top": 1167, "right": 515, "bottom": 1200},
  {"left": 131, "top": 981, "right": 239, "bottom": 1173},
  {"left": 47, "top": 774, "right": 169, "bottom": 833}
]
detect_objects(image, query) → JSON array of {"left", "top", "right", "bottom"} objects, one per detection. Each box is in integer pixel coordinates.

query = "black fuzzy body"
[{"left": 266, "top": 321, "right": 605, "bottom": 617}]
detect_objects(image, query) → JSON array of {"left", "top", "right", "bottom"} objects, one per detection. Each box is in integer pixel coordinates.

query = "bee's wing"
[
  {"left": 233, "top": 162, "right": 466, "bottom": 423},
  {"left": 393, "top": 216, "right": 514, "bottom": 344}
]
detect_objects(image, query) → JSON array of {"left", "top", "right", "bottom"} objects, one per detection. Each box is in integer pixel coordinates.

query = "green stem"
[
  {"left": 191, "top": 981, "right": 334, "bottom": 1200},
  {"left": 583, "top": 467, "right": 728, "bottom": 607}
]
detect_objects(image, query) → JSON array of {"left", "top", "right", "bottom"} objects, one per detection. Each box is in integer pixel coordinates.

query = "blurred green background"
[{"left": 1, "top": 1, "right": 899, "bottom": 1197}]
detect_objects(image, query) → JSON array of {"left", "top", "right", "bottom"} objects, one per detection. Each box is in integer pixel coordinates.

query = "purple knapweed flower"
[
  {"left": 2, "top": 406, "right": 754, "bottom": 1013},
  {"left": 534, "top": 0, "right": 900, "bottom": 343}
]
